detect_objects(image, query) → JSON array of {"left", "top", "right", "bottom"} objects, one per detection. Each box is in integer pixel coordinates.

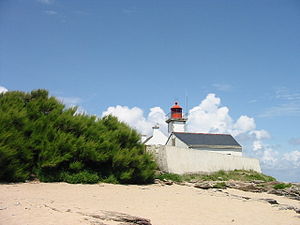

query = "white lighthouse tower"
[{"left": 166, "top": 102, "right": 187, "bottom": 133}]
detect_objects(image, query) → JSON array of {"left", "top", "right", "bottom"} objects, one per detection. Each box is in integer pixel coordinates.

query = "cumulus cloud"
[
  {"left": 233, "top": 116, "right": 256, "bottom": 136},
  {"left": 283, "top": 151, "right": 300, "bottom": 168},
  {"left": 102, "top": 105, "right": 167, "bottom": 136},
  {"left": 0, "top": 86, "right": 8, "bottom": 94},
  {"left": 253, "top": 140, "right": 263, "bottom": 151},
  {"left": 187, "top": 94, "right": 233, "bottom": 133},
  {"left": 186, "top": 93, "right": 259, "bottom": 138},
  {"left": 249, "top": 139, "right": 300, "bottom": 170},
  {"left": 260, "top": 148, "right": 278, "bottom": 167},
  {"left": 250, "top": 130, "right": 271, "bottom": 140}
]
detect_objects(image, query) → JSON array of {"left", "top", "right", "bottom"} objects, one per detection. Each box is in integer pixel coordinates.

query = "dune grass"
[{"left": 155, "top": 170, "right": 276, "bottom": 183}]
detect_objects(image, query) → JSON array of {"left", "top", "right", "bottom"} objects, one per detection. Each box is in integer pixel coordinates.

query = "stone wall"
[{"left": 146, "top": 145, "right": 261, "bottom": 174}]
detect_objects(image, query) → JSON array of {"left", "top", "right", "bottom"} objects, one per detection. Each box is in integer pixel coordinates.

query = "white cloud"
[
  {"left": 186, "top": 94, "right": 260, "bottom": 139},
  {"left": 259, "top": 103, "right": 300, "bottom": 117},
  {"left": 260, "top": 87, "right": 300, "bottom": 117},
  {"left": 102, "top": 105, "right": 167, "bottom": 136},
  {"left": 57, "top": 96, "right": 81, "bottom": 106},
  {"left": 260, "top": 148, "right": 278, "bottom": 167},
  {"left": 283, "top": 151, "right": 300, "bottom": 168},
  {"left": 147, "top": 107, "right": 168, "bottom": 133},
  {"left": 250, "top": 130, "right": 271, "bottom": 140},
  {"left": 250, "top": 141, "right": 300, "bottom": 170},
  {"left": 187, "top": 93, "right": 233, "bottom": 133},
  {"left": 275, "top": 87, "right": 300, "bottom": 101},
  {"left": 232, "top": 115, "right": 256, "bottom": 136},
  {"left": 37, "top": 0, "right": 54, "bottom": 4},
  {"left": 253, "top": 140, "right": 263, "bottom": 151},
  {"left": 0, "top": 86, "right": 8, "bottom": 94},
  {"left": 56, "top": 96, "right": 87, "bottom": 115}
]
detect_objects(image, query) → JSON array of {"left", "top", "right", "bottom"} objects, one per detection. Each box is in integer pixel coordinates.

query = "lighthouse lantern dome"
[
  {"left": 166, "top": 102, "right": 187, "bottom": 133},
  {"left": 170, "top": 102, "right": 183, "bottom": 119}
]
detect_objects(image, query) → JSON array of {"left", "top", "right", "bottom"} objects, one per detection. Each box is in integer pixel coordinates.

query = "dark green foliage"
[
  {"left": 0, "top": 89, "right": 156, "bottom": 184},
  {"left": 273, "top": 183, "right": 292, "bottom": 189},
  {"left": 60, "top": 171, "right": 100, "bottom": 184}
]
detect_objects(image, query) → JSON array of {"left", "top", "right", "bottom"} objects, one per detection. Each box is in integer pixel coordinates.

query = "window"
[{"left": 172, "top": 108, "right": 182, "bottom": 113}]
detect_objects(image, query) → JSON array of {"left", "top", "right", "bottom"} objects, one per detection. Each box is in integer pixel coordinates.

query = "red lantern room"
[
  {"left": 171, "top": 102, "right": 183, "bottom": 119},
  {"left": 166, "top": 101, "right": 187, "bottom": 133}
]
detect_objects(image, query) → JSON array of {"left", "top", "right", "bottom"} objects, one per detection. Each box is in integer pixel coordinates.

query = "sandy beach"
[{"left": 0, "top": 182, "right": 299, "bottom": 225}]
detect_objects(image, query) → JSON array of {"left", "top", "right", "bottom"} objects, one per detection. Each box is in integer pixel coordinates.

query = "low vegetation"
[
  {"left": 155, "top": 171, "right": 300, "bottom": 201},
  {"left": 156, "top": 170, "right": 276, "bottom": 183},
  {"left": 155, "top": 173, "right": 183, "bottom": 182},
  {"left": 0, "top": 89, "right": 157, "bottom": 184},
  {"left": 273, "top": 183, "right": 292, "bottom": 190}
]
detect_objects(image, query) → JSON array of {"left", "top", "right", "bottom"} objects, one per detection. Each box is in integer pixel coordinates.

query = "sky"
[{"left": 1, "top": 0, "right": 300, "bottom": 182}]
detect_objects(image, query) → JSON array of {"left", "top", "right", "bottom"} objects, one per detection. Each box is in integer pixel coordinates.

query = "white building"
[
  {"left": 164, "top": 102, "right": 242, "bottom": 156},
  {"left": 145, "top": 102, "right": 261, "bottom": 174},
  {"left": 143, "top": 125, "right": 168, "bottom": 145}
]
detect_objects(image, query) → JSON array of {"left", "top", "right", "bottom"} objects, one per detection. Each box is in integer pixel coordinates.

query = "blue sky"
[{"left": 1, "top": 0, "right": 300, "bottom": 181}]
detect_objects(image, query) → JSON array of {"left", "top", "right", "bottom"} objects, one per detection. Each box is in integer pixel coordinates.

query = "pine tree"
[{"left": 0, "top": 89, "right": 156, "bottom": 184}]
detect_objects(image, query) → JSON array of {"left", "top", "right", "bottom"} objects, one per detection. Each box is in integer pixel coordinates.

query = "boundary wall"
[{"left": 147, "top": 145, "right": 261, "bottom": 174}]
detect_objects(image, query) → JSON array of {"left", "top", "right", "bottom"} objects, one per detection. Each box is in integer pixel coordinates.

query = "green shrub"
[
  {"left": 69, "top": 161, "right": 84, "bottom": 171},
  {"left": 60, "top": 171, "right": 100, "bottom": 184},
  {"left": 273, "top": 183, "right": 292, "bottom": 189},
  {"left": 102, "top": 175, "right": 119, "bottom": 184},
  {"left": 0, "top": 89, "right": 157, "bottom": 184}
]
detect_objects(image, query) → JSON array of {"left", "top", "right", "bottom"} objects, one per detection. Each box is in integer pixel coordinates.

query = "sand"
[{"left": 0, "top": 182, "right": 300, "bottom": 225}]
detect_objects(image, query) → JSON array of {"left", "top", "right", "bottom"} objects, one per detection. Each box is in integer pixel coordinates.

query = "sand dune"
[{"left": 0, "top": 182, "right": 300, "bottom": 225}]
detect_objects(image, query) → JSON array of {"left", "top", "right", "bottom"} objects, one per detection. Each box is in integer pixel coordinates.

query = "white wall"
[
  {"left": 193, "top": 147, "right": 242, "bottom": 156},
  {"left": 168, "top": 121, "right": 185, "bottom": 133},
  {"left": 166, "top": 134, "right": 187, "bottom": 148},
  {"left": 147, "top": 145, "right": 261, "bottom": 174}
]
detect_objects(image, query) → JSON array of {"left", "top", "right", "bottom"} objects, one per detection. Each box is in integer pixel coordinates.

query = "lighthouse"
[{"left": 166, "top": 102, "right": 187, "bottom": 133}]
